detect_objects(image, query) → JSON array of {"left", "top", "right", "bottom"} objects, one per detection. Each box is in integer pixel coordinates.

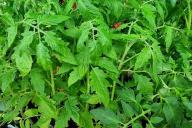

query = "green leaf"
[
  {"left": 3, "top": 111, "right": 19, "bottom": 122},
  {"left": 65, "top": 97, "right": 80, "bottom": 124},
  {"left": 170, "top": 0, "right": 177, "bottom": 7},
  {"left": 90, "top": 108, "right": 121, "bottom": 126},
  {"left": 98, "top": 26, "right": 112, "bottom": 53},
  {"left": 134, "top": 74, "right": 153, "bottom": 94},
  {"left": 20, "top": 119, "right": 25, "bottom": 128},
  {"left": 55, "top": 109, "right": 70, "bottom": 128},
  {"left": 12, "top": 30, "right": 34, "bottom": 76},
  {"left": 132, "top": 123, "right": 142, "bottom": 128},
  {"left": 121, "top": 101, "right": 134, "bottom": 117},
  {"left": 44, "top": 31, "right": 77, "bottom": 65},
  {"left": 151, "top": 40, "right": 164, "bottom": 82},
  {"left": 142, "top": 4, "right": 156, "bottom": 28},
  {"left": 15, "top": 51, "right": 33, "bottom": 76},
  {"left": 6, "top": 24, "right": 17, "bottom": 50},
  {"left": 183, "top": 101, "right": 192, "bottom": 111},
  {"left": 111, "top": 0, "right": 123, "bottom": 19},
  {"left": 169, "top": 75, "right": 191, "bottom": 89},
  {"left": 176, "top": 43, "right": 192, "bottom": 59},
  {"left": 1, "top": 69, "right": 16, "bottom": 92},
  {"left": 77, "top": 21, "right": 92, "bottom": 51},
  {"left": 62, "top": 27, "right": 80, "bottom": 38},
  {"left": 118, "top": 89, "right": 135, "bottom": 102},
  {"left": 134, "top": 47, "right": 151, "bottom": 70},
  {"left": 25, "top": 119, "right": 31, "bottom": 128},
  {"left": 97, "top": 20, "right": 112, "bottom": 48},
  {"left": 24, "top": 109, "right": 39, "bottom": 117},
  {"left": 128, "top": 0, "right": 140, "bottom": 9},
  {"left": 80, "top": 112, "right": 94, "bottom": 128},
  {"left": 162, "top": 97, "right": 183, "bottom": 126},
  {"left": 56, "top": 63, "right": 73, "bottom": 75},
  {"left": 156, "top": 1, "right": 165, "bottom": 20},
  {"left": 103, "top": 47, "right": 117, "bottom": 60},
  {"left": 78, "top": 0, "right": 103, "bottom": 20},
  {"left": 150, "top": 116, "right": 163, "bottom": 124},
  {"left": 54, "top": 45, "right": 77, "bottom": 65},
  {"left": 0, "top": 101, "right": 5, "bottom": 112},
  {"left": 3, "top": 94, "right": 32, "bottom": 122},
  {"left": 90, "top": 68, "right": 110, "bottom": 107},
  {"left": 151, "top": 40, "right": 164, "bottom": 65},
  {"left": 17, "top": 31, "right": 34, "bottom": 49},
  {"left": 96, "top": 58, "right": 119, "bottom": 74},
  {"left": 44, "top": 31, "right": 59, "bottom": 49},
  {"left": 1, "top": 13, "right": 15, "bottom": 25},
  {"left": 39, "top": 15, "right": 70, "bottom": 25},
  {"left": 34, "top": 116, "right": 51, "bottom": 128},
  {"left": 76, "top": 48, "right": 90, "bottom": 65},
  {"left": 182, "top": 121, "right": 192, "bottom": 128},
  {"left": 86, "top": 95, "right": 100, "bottom": 105},
  {"left": 36, "top": 43, "right": 52, "bottom": 70},
  {"left": 165, "top": 26, "right": 174, "bottom": 52},
  {"left": 34, "top": 95, "right": 57, "bottom": 119},
  {"left": 30, "top": 68, "right": 45, "bottom": 94},
  {"left": 163, "top": 103, "right": 174, "bottom": 122},
  {"left": 68, "top": 65, "right": 88, "bottom": 86},
  {"left": 63, "top": 0, "right": 76, "bottom": 14}
]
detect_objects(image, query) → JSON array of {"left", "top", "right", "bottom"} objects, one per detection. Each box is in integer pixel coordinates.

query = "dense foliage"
[{"left": 0, "top": 0, "right": 192, "bottom": 127}]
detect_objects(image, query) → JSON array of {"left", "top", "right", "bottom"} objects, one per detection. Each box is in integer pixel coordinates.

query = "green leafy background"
[{"left": 0, "top": 0, "right": 192, "bottom": 128}]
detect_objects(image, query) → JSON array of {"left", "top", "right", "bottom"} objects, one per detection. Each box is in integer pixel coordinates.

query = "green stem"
[
  {"left": 23, "top": 21, "right": 46, "bottom": 34},
  {"left": 111, "top": 21, "right": 135, "bottom": 101},
  {"left": 85, "top": 71, "right": 90, "bottom": 110},
  {"left": 37, "top": 22, "right": 41, "bottom": 43},
  {"left": 123, "top": 110, "right": 151, "bottom": 128},
  {"left": 143, "top": 115, "right": 154, "bottom": 128},
  {"left": 121, "top": 53, "right": 139, "bottom": 65},
  {"left": 111, "top": 81, "right": 117, "bottom": 101},
  {"left": 111, "top": 42, "right": 134, "bottom": 101},
  {"left": 50, "top": 69, "right": 55, "bottom": 95},
  {"left": 187, "top": 0, "right": 191, "bottom": 34},
  {"left": 118, "top": 42, "right": 135, "bottom": 70},
  {"left": 122, "top": 69, "right": 152, "bottom": 79}
]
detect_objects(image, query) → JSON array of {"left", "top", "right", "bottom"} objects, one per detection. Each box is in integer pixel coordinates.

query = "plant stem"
[
  {"left": 187, "top": 0, "right": 191, "bottom": 34},
  {"left": 143, "top": 115, "right": 154, "bottom": 128},
  {"left": 121, "top": 53, "right": 139, "bottom": 65},
  {"left": 123, "top": 110, "right": 151, "bottom": 128},
  {"left": 23, "top": 21, "right": 46, "bottom": 34},
  {"left": 50, "top": 69, "right": 55, "bottom": 95},
  {"left": 118, "top": 42, "right": 135, "bottom": 70},
  {"left": 85, "top": 70, "right": 90, "bottom": 110},
  {"left": 122, "top": 69, "right": 152, "bottom": 78},
  {"left": 37, "top": 22, "right": 42, "bottom": 43},
  {"left": 111, "top": 21, "right": 135, "bottom": 101}
]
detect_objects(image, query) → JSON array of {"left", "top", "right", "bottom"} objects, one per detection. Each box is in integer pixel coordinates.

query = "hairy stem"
[
  {"left": 50, "top": 68, "right": 55, "bottom": 96},
  {"left": 111, "top": 21, "right": 135, "bottom": 101},
  {"left": 123, "top": 110, "right": 151, "bottom": 128},
  {"left": 187, "top": 0, "right": 191, "bottom": 33},
  {"left": 85, "top": 70, "right": 90, "bottom": 110}
]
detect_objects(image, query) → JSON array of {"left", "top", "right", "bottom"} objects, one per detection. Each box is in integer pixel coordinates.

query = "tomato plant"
[{"left": 0, "top": 0, "right": 192, "bottom": 128}]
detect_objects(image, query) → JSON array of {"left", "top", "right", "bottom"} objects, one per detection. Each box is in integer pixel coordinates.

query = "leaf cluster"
[{"left": 0, "top": 0, "right": 192, "bottom": 128}]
